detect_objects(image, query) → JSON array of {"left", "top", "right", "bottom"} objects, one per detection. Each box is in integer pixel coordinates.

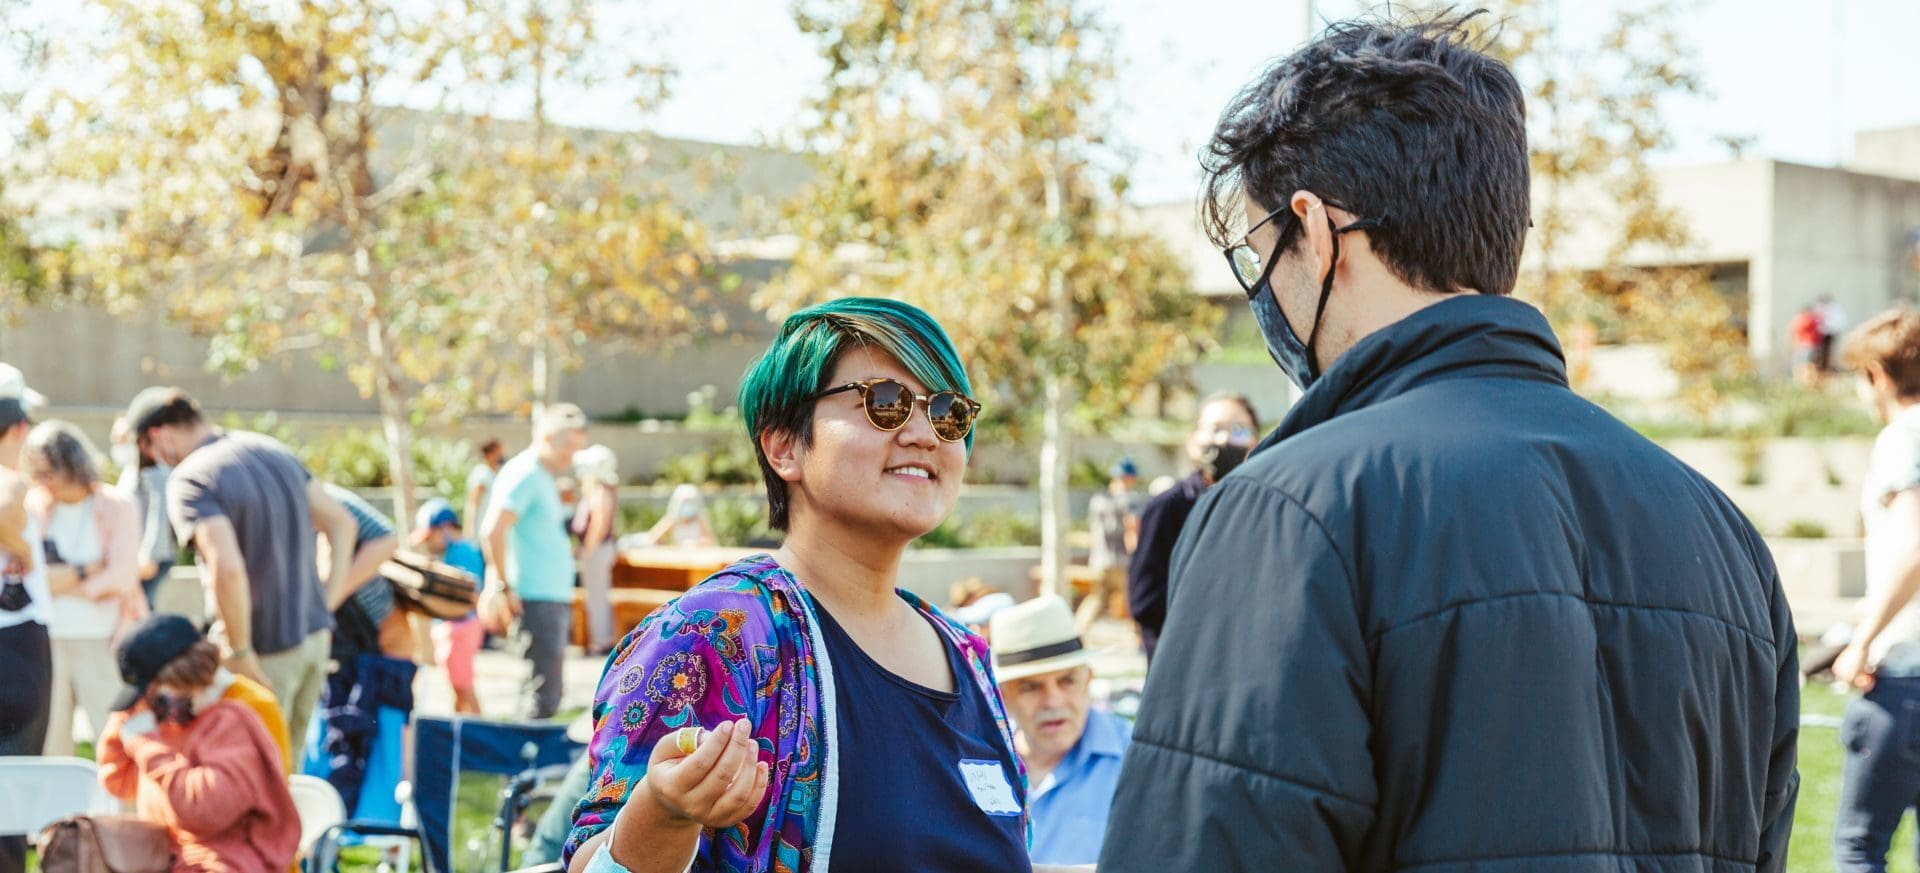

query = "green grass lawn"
[{"left": 1794, "top": 683, "right": 1917, "bottom": 872}]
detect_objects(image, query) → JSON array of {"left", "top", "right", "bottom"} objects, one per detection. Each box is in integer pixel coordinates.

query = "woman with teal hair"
[{"left": 566, "top": 298, "right": 1071, "bottom": 873}]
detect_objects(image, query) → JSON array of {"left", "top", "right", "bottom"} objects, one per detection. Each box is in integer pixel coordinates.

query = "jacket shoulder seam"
[
  {"left": 1371, "top": 590, "right": 1778, "bottom": 652},
  {"left": 1128, "top": 736, "right": 1373, "bottom": 811},
  {"left": 1209, "top": 477, "right": 1359, "bottom": 592}
]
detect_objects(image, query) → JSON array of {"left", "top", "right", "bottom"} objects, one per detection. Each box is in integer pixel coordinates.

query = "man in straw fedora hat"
[{"left": 991, "top": 595, "right": 1131, "bottom": 867}]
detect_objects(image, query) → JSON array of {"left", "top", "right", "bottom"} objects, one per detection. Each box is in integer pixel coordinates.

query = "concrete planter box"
[
  {"left": 154, "top": 547, "right": 1046, "bottom": 622},
  {"left": 897, "top": 547, "right": 1042, "bottom": 606},
  {"left": 1765, "top": 537, "right": 1865, "bottom": 632},
  {"left": 1663, "top": 438, "right": 1872, "bottom": 538}
]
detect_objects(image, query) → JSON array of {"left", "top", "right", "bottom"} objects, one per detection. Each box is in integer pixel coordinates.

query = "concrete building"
[
  {"left": 1136, "top": 124, "right": 1920, "bottom": 379},
  {"left": 1564, "top": 136, "right": 1920, "bottom": 372}
]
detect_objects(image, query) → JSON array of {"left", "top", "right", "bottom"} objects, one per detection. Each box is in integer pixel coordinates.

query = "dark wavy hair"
[{"left": 1201, "top": 9, "right": 1530, "bottom": 297}]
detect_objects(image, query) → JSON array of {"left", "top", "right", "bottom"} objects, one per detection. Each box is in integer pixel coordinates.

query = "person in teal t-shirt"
[{"left": 480, "top": 403, "right": 589, "bottom": 719}]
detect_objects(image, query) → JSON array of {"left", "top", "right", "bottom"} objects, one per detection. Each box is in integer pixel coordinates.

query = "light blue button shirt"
[{"left": 1029, "top": 707, "right": 1133, "bottom": 865}]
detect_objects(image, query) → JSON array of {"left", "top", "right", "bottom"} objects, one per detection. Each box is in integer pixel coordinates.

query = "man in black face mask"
[
  {"left": 1099, "top": 12, "right": 1798, "bottom": 873},
  {"left": 1125, "top": 393, "right": 1257, "bottom": 665}
]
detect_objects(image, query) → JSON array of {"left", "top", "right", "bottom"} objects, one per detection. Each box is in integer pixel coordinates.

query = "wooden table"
[
  {"left": 572, "top": 546, "right": 759, "bottom": 647},
  {"left": 611, "top": 546, "right": 759, "bottom": 591}
]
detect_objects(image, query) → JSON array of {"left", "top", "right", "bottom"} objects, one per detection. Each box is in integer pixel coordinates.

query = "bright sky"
[
  {"left": 12, "top": 0, "right": 1919, "bottom": 205},
  {"left": 531, "top": 0, "right": 1920, "bottom": 204}
]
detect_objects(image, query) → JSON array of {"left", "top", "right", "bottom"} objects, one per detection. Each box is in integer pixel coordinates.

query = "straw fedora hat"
[{"left": 989, "top": 595, "right": 1097, "bottom": 683}]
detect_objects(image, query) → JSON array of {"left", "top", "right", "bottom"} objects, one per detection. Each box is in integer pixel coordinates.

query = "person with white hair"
[
  {"left": 482, "top": 403, "right": 591, "bottom": 720},
  {"left": 992, "top": 596, "right": 1131, "bottom": 866},
  {"left": 642, "top": 483, "right": 717, "bottom": 549},
  {"left": 572, "top": 443, "right": 620, "bottom": 655}
]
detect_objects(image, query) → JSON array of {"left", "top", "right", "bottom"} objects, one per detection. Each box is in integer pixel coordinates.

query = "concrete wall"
[
  {"left": 1664, "top": 437, "right": 1872, "bottom": 538},
  {"left": 1760, "top": 164, "right": 1920, "bottom": 369},
  {"left": 1853, "top": 127, "right": 1920, "bottom": 182},
  {"left": 0, "top": 304, "right": 774, "bottom": 421}
]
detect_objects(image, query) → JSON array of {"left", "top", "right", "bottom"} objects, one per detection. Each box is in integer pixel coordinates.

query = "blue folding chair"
[{"left": 410, "top": 717, "right": 581, "bottom": 873}]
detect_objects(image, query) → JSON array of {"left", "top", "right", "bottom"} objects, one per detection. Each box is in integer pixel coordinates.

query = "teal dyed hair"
[{"left": 738, "top": 297, "right": 975, "bottom": 529}]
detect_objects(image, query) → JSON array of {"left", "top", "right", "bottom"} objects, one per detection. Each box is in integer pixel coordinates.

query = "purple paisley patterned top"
[{"left": 562, "top": 554, "right": 1029, "bottom": 872}]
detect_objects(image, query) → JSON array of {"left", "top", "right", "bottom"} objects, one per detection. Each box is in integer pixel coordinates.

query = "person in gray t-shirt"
[{"left": 126, "top": 387, "right": 357, "bottom": 754}]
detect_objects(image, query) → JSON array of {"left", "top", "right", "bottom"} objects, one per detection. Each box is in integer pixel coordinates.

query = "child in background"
[
  {"left": 415, "top": 499, "right": 485, "bottom": 715},
  {"left": 98, "top": 615, "right": 298, "bottom": 871}
]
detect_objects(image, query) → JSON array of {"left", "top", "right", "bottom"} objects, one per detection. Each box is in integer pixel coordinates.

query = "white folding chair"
[
  {"left": 287, "top": 774, "right": 347, "bottom": 860},
  {"left": 0, "top": 756, "right": 114, "bottom": 840}
]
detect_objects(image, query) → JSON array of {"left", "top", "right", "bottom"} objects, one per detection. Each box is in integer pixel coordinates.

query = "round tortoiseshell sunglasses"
[{"left": 808, "top": 378, "right": 983, "bottom": 443}]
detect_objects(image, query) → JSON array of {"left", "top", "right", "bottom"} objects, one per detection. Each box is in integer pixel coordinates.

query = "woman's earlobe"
[{"left": 759, "top": 429, "right": 805, "bottom": 483}]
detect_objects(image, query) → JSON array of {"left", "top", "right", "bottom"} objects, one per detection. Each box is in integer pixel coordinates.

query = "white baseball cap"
[{"left": 0, "top": 363, "right": 46, "bottom": 429}]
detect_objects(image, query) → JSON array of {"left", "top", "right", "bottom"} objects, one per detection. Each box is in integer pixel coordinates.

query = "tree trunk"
[
  {"left": 1038, "top": 369, "right": 1071, "bottom": 599},
  {"left": 361, "top": 286, "right": 418, "bottom": 539},
  {"left": 1036, "top": 165, "right": 1072, "bottom": 599},
  {"left": 531, "top": 277, "right": 553, "bottom": 418}
]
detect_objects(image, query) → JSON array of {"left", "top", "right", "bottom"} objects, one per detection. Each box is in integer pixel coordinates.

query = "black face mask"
[
  {"left": 0, "top": 559, "right": 32, "bottom": 612},
  {"left": 150, "top": 693, "right": 197, "bottom": 726},
  {"left": 1197, "top": 442, "right": 1251, "bottom": 483}
]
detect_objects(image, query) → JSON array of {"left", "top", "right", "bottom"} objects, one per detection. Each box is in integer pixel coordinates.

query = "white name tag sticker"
[{"left": 958, "top": 758, "right": 1022, "bottom": 816}]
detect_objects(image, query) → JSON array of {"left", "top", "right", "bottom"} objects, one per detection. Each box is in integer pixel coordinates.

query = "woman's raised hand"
[{"left": 642, "top": 718, "right": 771, "bottom": 829}]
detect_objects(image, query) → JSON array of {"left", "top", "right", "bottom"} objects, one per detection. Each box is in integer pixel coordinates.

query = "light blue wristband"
[{"left": 584, "top": 842, "right": 634, "bottom": 873}]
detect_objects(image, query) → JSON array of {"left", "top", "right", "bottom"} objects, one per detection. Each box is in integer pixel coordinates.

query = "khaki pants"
[
  {"left": 1074, "top": 566, "right": 1129, "bottom": 634},
  {"left": 580, "top": 541, "right": 617, "bottom": 651},
  {"left": 45, "top": 636, "right": 118, "bottom": 756},
  {"left": 259, "top": 629, "right": 332, "bottom": 754}
]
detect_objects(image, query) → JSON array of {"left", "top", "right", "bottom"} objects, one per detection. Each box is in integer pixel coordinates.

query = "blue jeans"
[{"left": 1836, "top": 676, "right": 1920, "bottom": 872}]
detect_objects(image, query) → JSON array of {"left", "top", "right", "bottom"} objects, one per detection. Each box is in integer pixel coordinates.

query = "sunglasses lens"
[
  {"left": 928, "top": 393, "right": 976, "bottom": 441},
  {"left": 1229, "top": 245, "right": 1263, "bottom": 288},
  {"left": 864, "top": 381, "right": 912, "bottom": 430}
]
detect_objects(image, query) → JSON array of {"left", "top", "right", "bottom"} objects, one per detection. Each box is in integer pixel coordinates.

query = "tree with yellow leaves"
[
  {"left": 8, "top": 0, "right": 714, "bottom": 529},
  {"left": 764, "top": 0, "right": 1219, "bottom": 595}
]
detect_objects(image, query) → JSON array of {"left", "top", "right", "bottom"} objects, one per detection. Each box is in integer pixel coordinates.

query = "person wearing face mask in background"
[
  {"left": 641, "top": 483, "right": 718, "bottom": 549},
  {"left": 1125, "top": 393, "right": 1258, "bottom": 665}
]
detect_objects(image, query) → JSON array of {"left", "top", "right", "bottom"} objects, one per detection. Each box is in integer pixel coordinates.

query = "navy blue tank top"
[{"left": 810, "top": 597, "right": 1028, "bottom": 871}]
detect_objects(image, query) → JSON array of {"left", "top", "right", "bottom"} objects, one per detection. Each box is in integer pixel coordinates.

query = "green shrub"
[
  {"left": 1782, "top": 519, "right": 1830, "bottom": 539},
  {"left": 217, "top": 414, "right": 476, "bottom": 498},
  {"left": 913, "top": 510, "right": 1041, "bottom": 549},
  {"left": 707, "top": 496, "right": 775, "bottom": 547},
  {"left": 618, "top": 501, "right": 666, "bottom": 538},
  {"left": 1734, "top": 434, "right": 1767, "bottom": 487},
  {"left": 963, "top": 510, "right": 1042, "bottom": 547},
  {"left": 655, "top": 439, "right": 761, "bottom": 486},
  {"left": 914, "top": 519, "right": 970, "bottom": 549},
  {"left": 1069, "top": 457, "right": 1111, "bottom": 489}
]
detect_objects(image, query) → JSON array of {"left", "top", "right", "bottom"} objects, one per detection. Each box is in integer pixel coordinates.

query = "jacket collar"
[{"left": 1261, "top": 295, "right": 1568, "bottom": 451}]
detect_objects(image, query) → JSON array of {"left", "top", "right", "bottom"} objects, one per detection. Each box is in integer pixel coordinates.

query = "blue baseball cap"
[
  {"left": 1110, "top": 457, "right": 1139, "bottom": 478},
  {"left": 413, "top": 498, "right": 460, "bottom": 539}
]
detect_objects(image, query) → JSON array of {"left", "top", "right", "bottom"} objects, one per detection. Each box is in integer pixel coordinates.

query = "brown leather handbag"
[{"left": 37, "top": 815, "right": 174, "bottom": 873}]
